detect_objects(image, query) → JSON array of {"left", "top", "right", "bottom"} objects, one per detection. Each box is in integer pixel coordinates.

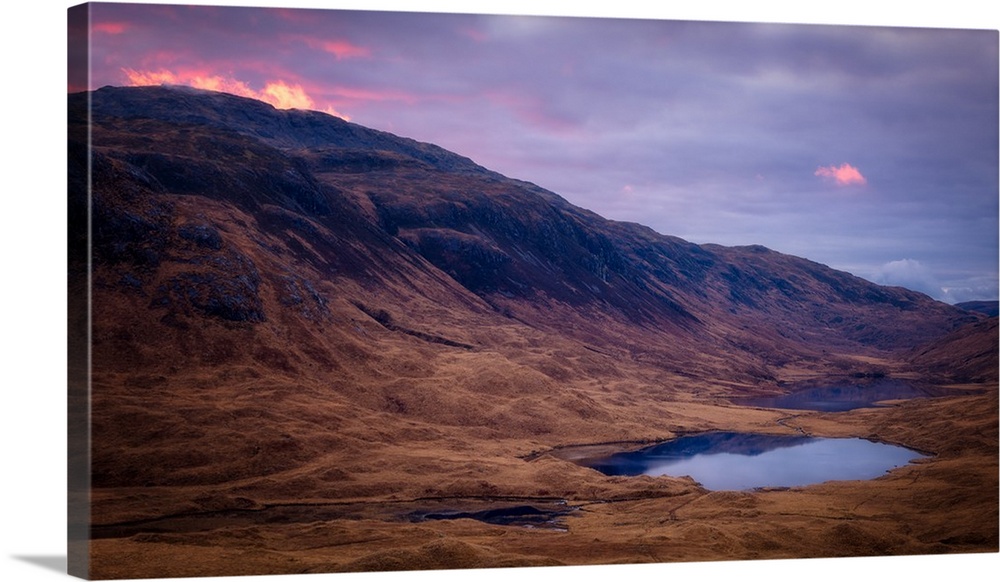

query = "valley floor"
[{"left": 85, "top": 383, "right": 998, "bottom": 579}]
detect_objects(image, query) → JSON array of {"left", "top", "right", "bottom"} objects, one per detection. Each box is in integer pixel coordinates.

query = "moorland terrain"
[{"left": 68, "top": 85, "right": 998, "bottom": 578}]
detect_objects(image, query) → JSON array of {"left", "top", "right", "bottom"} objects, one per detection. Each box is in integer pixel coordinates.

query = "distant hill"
[{"left": 957, "top": 300, "right": 1000, "bottom": 317}]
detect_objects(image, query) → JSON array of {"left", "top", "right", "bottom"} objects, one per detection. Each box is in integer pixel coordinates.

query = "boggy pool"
[
  {"left": 575, "top": 431, "right": 926, "bottom": 491},
  {"left": 730, "top": 377, "right": 950, "bottom": 412}
]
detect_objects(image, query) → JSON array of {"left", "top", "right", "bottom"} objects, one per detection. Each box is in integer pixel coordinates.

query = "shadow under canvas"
[{"left": 13, "top": 555, "right": 68, "bottom": 574}]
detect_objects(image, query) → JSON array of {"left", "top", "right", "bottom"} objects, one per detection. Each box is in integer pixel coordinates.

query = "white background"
[{"left": 2, "top": 1, "right": 997, "bottom": 581}]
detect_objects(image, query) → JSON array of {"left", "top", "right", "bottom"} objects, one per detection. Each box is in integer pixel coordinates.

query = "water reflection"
[
  {"left": 409, "top": 504, "right": 575, "bottom": 529},
  {"left": 579, "top": 432, "right": 925, "bottom": 491},
  {"left": 733, "top": 378, "right": 945, "bottom": 412}
]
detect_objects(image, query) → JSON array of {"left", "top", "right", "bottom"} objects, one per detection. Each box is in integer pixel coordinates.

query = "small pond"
[
  {"left": 407, "top": 503, "right": 575, "bottom": 530},
  {"left": 91, "top": 498, "right": 576, "bottom": 539},
  {"left": 576, "top": 431, "right": 926, "bottom": 491},
  {"left": 731, "top": 378, "right": 948, "bottom": 412}
]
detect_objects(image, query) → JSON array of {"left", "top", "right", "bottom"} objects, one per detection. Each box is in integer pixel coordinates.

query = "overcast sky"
[{"left": 74, "top": 1, "right": 999, "bottom": 303}]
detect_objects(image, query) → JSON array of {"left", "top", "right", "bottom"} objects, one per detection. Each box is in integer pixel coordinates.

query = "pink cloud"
[
  {"left": 93, "top": 21, "right": 128, "bottom": 35},
  {"left": 285, "top": 34, "right": 371, "bottom": 59},
  {"left": 329, "top": 86, "right": 418, "bottom": 104},
  {"left": 814, "top": 163, "right": 867, "bottom": 186},
  {"left": 459, "top": 26, "right": 490, "bottom": 43},
  {"left": 321, "top": 40, "right": 371, "bottom": 60}
]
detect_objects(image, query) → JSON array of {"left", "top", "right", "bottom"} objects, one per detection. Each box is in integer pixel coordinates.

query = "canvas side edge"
[{"left": 67, "top": 3, "right": 93, "bottom": 579}]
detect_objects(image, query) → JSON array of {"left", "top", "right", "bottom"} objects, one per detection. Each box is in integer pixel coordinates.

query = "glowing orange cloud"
[
  {"left": 814, "top": 163, "right": 867, "bottom": 186},
  {"left": 121, "top": 68, "right": 349, "bottom": 119},
  {"left": 122, "top": 68, "right": 180, "bottom": 86},
  {"left": 190, "top": 76, "right": 256, "bottom": 97},
  {"left": 261, "top": 81, "right": 315, "bottom": 110}
]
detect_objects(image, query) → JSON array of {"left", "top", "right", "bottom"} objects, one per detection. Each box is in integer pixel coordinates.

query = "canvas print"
[{"left": 67, "top": 2, "right": 999, "bottom": 579}]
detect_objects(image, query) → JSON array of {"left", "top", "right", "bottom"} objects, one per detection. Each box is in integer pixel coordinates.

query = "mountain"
[
  {"left": 70, "top": 85, "right": 977, "bottom": 369},
  {"left": 68, "top": 85, "right": 998, "bottom": 577},
  {"left": 70, "top": 83, "right": 986, "bottom": 478},
  {"left": 70, "top": 83, "right": 989, "bottom": 397}
]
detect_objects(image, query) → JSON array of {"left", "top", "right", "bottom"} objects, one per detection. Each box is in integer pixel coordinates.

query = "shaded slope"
[{"left": 909, "top": 316, "right": 999, "bottom": 383}]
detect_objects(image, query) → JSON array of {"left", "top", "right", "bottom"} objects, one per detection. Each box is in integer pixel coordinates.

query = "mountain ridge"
[
  {"left": 83, "top": 84, "right": 501, "bottom": 176},
  {"left": 70, "top": 85, "right": 981, "bottom": 374}
]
